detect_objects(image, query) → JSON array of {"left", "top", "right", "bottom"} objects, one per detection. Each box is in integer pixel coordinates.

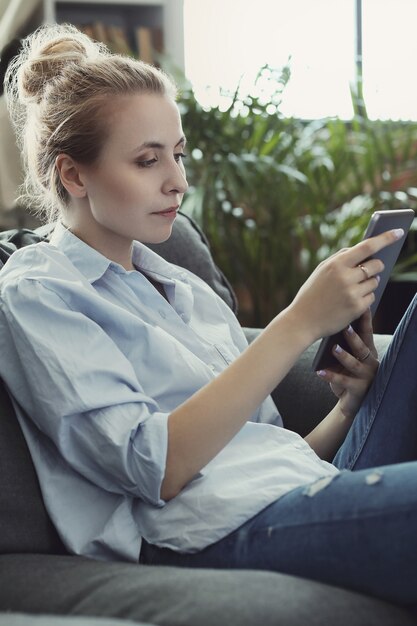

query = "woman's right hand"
[{"left": 288, "top": 228, "right": 404, "bottom": 343}]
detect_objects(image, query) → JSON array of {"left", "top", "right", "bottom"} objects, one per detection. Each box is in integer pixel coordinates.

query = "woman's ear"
[{"left": 55, "top": 154, "right": 87, "bottom": 198}]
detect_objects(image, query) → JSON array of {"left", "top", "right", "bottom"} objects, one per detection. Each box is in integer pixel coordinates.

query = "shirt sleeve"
[{"left": 0, "top": 277, "right": 169, "bottom": 506}]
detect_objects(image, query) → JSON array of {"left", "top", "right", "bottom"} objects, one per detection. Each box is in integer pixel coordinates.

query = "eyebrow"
[{"left": 135, "top": 136, "right": 187, "bottom": 151}]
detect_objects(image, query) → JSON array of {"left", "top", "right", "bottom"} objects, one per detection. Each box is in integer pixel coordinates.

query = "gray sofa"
[{"left": 0, "top": 213, "right": 415, "bottom": 626}]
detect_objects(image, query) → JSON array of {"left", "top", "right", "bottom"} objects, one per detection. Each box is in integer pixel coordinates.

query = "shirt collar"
[
  {"left": 49, "top": 222, "right": 189, "bottom": 285},
  {"left": 50, "top": 222, "right": 112, "bottom": 283}
]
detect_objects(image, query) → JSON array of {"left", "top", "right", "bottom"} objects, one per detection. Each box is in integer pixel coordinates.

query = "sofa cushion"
[
  {"left": 0, "top": 554, "right": 415, "bottom": 626},
  {"left": 0, "top": 377, "right": 67, "bottom": 554},
  {"left": 0, "top": 227, "right": 47, "bottom": 268},
  {"left": 0, "top": 615, "right": 145, "bottom": 626}
]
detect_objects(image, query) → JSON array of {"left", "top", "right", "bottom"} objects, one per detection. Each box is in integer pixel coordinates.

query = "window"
[
  {"left": 183, "top": 0, "right": 417, "bottom": 120},
  {"left": 361, "top": 0, "right": 417, "bottom": 120}
]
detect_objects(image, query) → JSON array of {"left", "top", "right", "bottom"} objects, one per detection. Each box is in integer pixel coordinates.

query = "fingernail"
[
  {"left": 334, "top": 344, "right": 342, "bottom": 354},
  {"left": 376, "top": 274, "right": 380, "bottom": 283},
  {"left": 346, "top": 325, "right": 354, "bottom": 335},
  {"left": 393, "top": 228, "right": 405, "bottom": 240},
  {"left": 316, "top": 370, "right": 326, "bottom": 377}
]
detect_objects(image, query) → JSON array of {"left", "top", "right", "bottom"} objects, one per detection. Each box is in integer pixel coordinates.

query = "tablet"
[{"left": 311, "top": 208, "right": 415, "bottom": 371}]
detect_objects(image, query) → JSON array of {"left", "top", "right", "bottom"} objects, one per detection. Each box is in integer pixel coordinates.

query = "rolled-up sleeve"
[{"left": 0, "top": 277, "right": 169, "bottom": 506}]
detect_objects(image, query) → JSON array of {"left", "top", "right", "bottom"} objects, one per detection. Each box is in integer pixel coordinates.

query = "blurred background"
[{"left": 1, "top": 0, "right": 417, "bottom": 328}]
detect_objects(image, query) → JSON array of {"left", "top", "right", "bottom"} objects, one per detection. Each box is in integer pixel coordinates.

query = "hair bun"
[{"left": 13, "top": 24, "right": 101, "bottom": 103}]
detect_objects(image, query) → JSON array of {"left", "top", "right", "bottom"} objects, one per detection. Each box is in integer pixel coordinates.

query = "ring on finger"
[
  {"left": 357, "top": 349, "right": 371, "bottom": 362},
  {"left": 358, "top": 264, "right": 370, "bottom": 281}
]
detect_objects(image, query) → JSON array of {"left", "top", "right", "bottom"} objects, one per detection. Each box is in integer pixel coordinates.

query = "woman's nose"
[
  {"left": 164, "top": 172, "right": 188, "bottom": 194},
  {"left": 164, "top": 164, "right": 188, "bottom": 195}
]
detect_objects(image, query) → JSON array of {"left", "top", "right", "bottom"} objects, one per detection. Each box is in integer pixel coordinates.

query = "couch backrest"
[{"left": 0, "top": 376, "right": 67, "bottom": 554}]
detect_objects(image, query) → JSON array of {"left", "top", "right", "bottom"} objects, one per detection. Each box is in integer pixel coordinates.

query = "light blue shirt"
[{"left": 0, "top": 222, "right": 339, "bottom": 561}]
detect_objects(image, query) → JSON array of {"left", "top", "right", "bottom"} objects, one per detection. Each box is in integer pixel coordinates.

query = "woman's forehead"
[{"left": 103, "top": 93, "right": 183, "bottom": 147}]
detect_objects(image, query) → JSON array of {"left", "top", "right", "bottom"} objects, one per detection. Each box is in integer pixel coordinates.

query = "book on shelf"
[
  {"left": 77, "top": 23, "right": 95, "bottom": 40},
  {"left": 75, "top": 22, "right": 164, "bottom": 65},
  {"left": 135, "top": 26, "right": 164, "bottom": 65},
  {"left": 76, "top": 22, "right": 133, "bottom": 56},
  {"left": 106, "top": 25, "right": 132, "bottom": 55},
  {"left": 91, "top": 21, "right": 108, "bottom": 47}
]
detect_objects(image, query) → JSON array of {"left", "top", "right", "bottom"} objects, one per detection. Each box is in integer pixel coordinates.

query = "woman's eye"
[
  {"left": 174, "top": 152, "right": 187, "bottom": 163},
  {"left": 136, "top": 158, "right": 158, "bottom": 168}
]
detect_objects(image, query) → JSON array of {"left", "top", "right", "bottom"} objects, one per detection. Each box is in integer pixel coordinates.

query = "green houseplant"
[{"left": 179, "top": 69, "right": 417, "bottom": 327}]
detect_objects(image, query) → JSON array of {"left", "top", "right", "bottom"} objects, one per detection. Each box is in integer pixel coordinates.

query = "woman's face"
[{"left": 75, "top": 92, "right": 188, "bottom": 254}]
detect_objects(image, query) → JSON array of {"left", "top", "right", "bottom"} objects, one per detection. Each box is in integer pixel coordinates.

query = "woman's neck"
[{"left": 64, "top": 214, "right": 134, "bottom": 271}]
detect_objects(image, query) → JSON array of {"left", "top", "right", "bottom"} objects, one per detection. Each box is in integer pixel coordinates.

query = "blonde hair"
[{"left": 4, "top": 23, "right": 177, "bottom": 222}]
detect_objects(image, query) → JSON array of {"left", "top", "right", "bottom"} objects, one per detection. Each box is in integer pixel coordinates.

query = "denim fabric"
[
  {"left": 333, "top": 294, "right": 417, "bottom": 469},
  {"left": 141, "top": 293, "right": 417, "bottom": 608}
]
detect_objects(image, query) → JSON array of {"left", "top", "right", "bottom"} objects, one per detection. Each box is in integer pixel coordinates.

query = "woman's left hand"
[{"left": 316, "top": 309, "right": 379, "bottom": 419}]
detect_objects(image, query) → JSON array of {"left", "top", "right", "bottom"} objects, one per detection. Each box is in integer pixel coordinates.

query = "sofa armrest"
[
  {"left": 271, "top": 340, "right": 338, "bottom": 436},
  {"left": 244, "top": 328, "right": 392, "bottom": 437}
]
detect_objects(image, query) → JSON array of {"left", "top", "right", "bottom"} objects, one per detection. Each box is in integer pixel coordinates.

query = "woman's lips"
[{"left": 152, "top": 207, "right": 179, "bottom": 217}]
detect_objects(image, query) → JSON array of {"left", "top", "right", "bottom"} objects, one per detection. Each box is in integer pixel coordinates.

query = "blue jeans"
[{"left": 140, "top": 295, "right": 417, "bottom": 607}]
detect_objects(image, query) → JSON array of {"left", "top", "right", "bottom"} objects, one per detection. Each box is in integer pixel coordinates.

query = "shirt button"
[
  {"left": 159, "top": 309, "right": 167, "bottom": 319},
  {"left": 209, "top": 364, "right": 216, "bottom": 372}
]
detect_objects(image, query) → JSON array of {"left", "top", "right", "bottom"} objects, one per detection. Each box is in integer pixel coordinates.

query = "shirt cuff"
[{"left": 130, "top": 410, "right": 170, "bottom": 506}]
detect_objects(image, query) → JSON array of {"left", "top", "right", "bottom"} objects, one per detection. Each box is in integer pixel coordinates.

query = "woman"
[{"left": 1, "top": 23, "right": 416, "bottom": 607}]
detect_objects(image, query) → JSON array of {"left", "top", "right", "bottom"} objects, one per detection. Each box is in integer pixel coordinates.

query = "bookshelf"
[
  {"left": 45, "top": 0, "right": 184, "bottom": 69},
  {"left": 0, "top": 0, "right": 184, "bottom": 70}
]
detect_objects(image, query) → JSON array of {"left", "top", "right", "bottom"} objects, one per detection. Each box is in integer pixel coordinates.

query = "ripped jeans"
[{"left": 140, "top": 295, "right": 417, "bottom": 607}]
